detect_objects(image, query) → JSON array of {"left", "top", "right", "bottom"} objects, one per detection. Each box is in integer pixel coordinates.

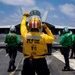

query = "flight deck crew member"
[
  {"left": 20, "top": 10, "right": 54, "bottom": 75},
  {"left": 4, "top": 26, "right": 21, "bottom": 72},
  {"left": 59, "top": 27, "right": 73, "bottom": 71}
]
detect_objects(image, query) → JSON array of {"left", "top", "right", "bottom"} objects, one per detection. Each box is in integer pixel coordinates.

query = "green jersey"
[
  {"left": 4, "top": 32, "right": 21, "bottom": 46},
  {"left": 59, "top": 33, "right": 75, "bottom": 47}
]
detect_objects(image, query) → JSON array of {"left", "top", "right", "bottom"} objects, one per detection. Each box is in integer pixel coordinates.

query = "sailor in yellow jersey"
[{"left": 20, "top": 10, "right": 54, "bottom": 75}]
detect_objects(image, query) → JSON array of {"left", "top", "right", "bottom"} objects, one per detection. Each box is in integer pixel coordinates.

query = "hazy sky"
[{"left": 0, "top": 0, "right": 75, "bottom": 27}]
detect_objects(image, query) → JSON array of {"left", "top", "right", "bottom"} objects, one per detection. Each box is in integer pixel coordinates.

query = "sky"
[{"left": 0, "top": 0, "right": 75, "bottom": 27}]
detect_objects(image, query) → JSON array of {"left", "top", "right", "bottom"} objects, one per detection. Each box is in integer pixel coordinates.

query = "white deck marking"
[
  {"left": 5, "top": 54, "right": 8, "bottom": 57},
  {"left": 52, "top": 51, "right": 75, "bottom": 69},
  {"left": 0, "top": 49, "right": 3, "bottom": 52},
  {"left": 0, "top": 42, "right": 5, "bottom": 44}
]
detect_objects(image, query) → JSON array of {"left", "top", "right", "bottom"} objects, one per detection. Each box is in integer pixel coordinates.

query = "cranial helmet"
[
  {"left": 27, "top": 10, "right": 42, "bottom": 31},
  {"left": 63, "top": 27, "right": 69, "bottom": 33},
  {"left": 10, "top": 26, "right": 16, "bottom": 32}
]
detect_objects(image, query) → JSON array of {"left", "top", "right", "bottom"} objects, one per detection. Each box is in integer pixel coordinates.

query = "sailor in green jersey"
[
  {"left": 4, "top": 26, "right": 21, "bottom": 72},
  {"left": 59, "top": 27, "right": 72, "bottom": 71}
]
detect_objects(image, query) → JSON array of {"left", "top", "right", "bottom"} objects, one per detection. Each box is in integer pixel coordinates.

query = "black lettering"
[
  {"left": 34, "top": 39, "right": 39, "bottom": 43},
  {"left": 27, "top": 39, "right": 33, "bottom": 43},
  {"left": 31, "top": 45, "right": 36, "bottom": 50},
  {"left": 27, "top": 39, "right": 30, "bottom": 43}
]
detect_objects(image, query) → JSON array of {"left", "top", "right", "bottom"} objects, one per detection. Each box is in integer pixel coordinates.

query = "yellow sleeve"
[
  {"left": 20, "top": 16, "right": 28, "bottom": 36},
  {"left": 44, "top": 27, "right": 55, "bottom": 43},
  {"left": 45, "top": 27, "right": 54, "bottom": 38}
]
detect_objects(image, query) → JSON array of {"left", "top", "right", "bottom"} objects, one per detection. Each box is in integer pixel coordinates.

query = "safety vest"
[{"left": 20, "top": 16, "right": 54, "bottom": 59}]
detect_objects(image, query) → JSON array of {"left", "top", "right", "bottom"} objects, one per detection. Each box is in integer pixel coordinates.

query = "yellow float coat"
[{"left": 20, "top": 16, "right": 54, "bottom": 59}]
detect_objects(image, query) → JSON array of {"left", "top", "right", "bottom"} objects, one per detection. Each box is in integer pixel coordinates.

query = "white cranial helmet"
[
  {"left": 10, "top": 26, "right": 16, "bottom": 32},
  {"left": 63, "top": 27, "right": 69, "bottom": 33}
]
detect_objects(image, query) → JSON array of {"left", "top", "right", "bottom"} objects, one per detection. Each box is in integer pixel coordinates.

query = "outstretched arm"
[{"left": 20, "top": 12, "right": 30, "bottom": 36}]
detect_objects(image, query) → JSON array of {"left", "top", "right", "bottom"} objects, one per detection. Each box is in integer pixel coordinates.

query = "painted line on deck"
[
  {"left": 52, "top": 51, "right": 75, "bottom": 70},
  {"left": 5, "top": 54, "right": 8, "bottom": 57},
  {"left": 10, "top": 56, "right": 23, "bottom": 75},
  {"left": 0, "top": 49, "right": 3, "bottom": 52},
  {"left": 46, "top": 56, "right": 53, "bottom": 65},
  {"left": 0, "top": 42, "right": 5, "bottom": 45}
]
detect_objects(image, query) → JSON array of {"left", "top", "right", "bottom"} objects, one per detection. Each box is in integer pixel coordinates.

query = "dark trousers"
[
  {"left": 8, "top": 46, "right": 17, "bottom": 69},
  {"left": 21, "top": 58, "right": 50, "bottom": 75},
  {"left": 62, "top": 47, "right": 70, "bottom": 69},
  {"left": 47, "top": 44, "right": 52, "bottom": 54}
]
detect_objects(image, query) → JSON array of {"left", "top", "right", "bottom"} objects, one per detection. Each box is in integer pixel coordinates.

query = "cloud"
[
  {"left": 59, "top": 4, "right": 75, "bottom": 18},
  {"left": 0, "top": 0, "right": 35, "bottom": 6},
  {"left": 0, "top": 12, "right": 22, "bottom": 25},
  {"left": 52, "top": 15, "right": 59, "bottom": 18},
  {"left": 43, "top": 2, "right": 55, "bottom": 11},
  {"left": 1, "top": 16, "right": 21, "bottom": 25}
]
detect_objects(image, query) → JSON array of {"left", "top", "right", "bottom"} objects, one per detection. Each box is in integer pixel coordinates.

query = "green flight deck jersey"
[
  {"left": 59, "top": 33, "right": 75, "bottom": 47},
  {"left": 4, "top": 32, "right": 21, "bottom": 47}
]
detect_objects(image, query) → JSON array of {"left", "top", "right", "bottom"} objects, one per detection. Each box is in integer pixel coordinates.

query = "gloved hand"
[
  {"left": 42, "top": 23, "right": 47, "bottom": 29},
  {"left": 23, "top": 12, "right": 30, "bottom": 17}
]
